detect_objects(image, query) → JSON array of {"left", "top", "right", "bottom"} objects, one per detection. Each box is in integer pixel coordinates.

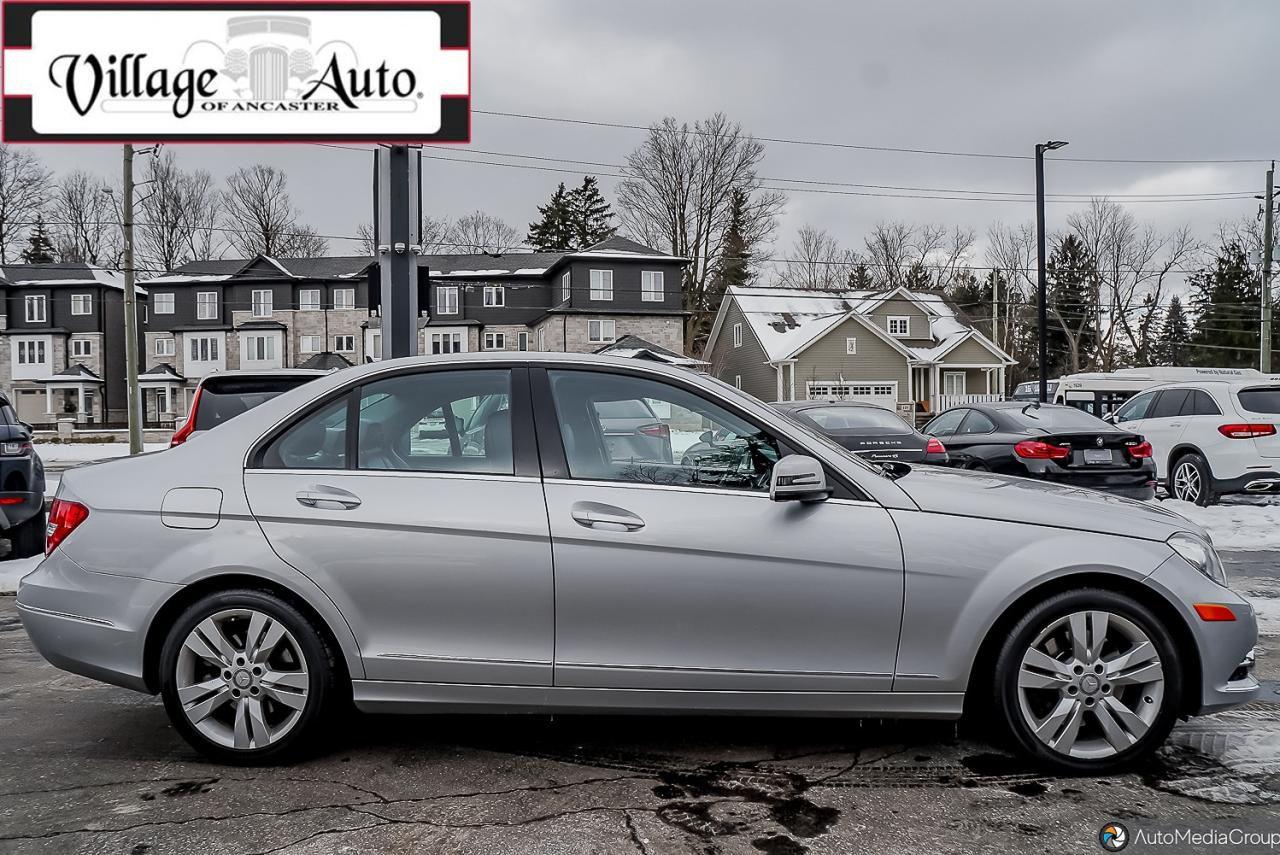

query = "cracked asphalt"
[{"left": 0, "top": 552, "right": 1277, "bottom": 855}]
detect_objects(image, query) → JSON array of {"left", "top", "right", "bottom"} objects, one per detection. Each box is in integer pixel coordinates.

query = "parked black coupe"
[
  {"left": 771, "top": 401, "right": 949, "bottom": 465},
  {"left": 921, "top": 401, "right": 1157, "bottom": 498}
]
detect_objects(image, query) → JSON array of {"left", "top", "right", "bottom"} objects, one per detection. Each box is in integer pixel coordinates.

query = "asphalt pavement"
[{"left": 0, "top": 552, "right": 1276, "bottom": 855}]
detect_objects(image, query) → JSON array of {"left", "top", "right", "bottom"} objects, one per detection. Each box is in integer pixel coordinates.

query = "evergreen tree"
[
  {"left": 1188, "top": 242, "right": 1259, "bottom": 368},
  {"left": 1157, "top": 294, "right": 1192, "bottom": 365},
  {"left": 526, "top": 182, "right": 574, "bottom": 251},
  {"left": 901, "top": 262, "right": 933, "bottom": 291},
  {"left": 713, "top": 188, "right": 751, "bottom": 290},
  {"left": 1045, "top": 234, "right": 1098, "bottom": 375},
  {"left": 847, "top": 263, "right": 874, "bottom": 290},
  {"left": 566, "top": 176, "right": 615, "bottom": 248},
  {"left": 20, "top": 216, "right": 57, "bottom": 263}
]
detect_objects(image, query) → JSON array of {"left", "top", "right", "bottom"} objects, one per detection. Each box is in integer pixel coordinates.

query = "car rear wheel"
[
  {"left": 159, "top": 589, "right": 340, "bottom": 764},
  {"left": 993, "top": 588, "right": 1181, "bottom": 773},
  {"left": 1170, "top": 453, "right": 1215, "bottom": 506},
  {"left": 7, "top": 509, "right": 45, "bottom": 559}
]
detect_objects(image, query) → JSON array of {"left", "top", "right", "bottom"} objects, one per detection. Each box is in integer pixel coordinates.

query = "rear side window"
[
  {"left": 260, "top": 395, "right": 349, "bottom": 469},
  {"left": 1148, "top": 390, "right": 1189, "bottom": 419},
  {"left": 1183, "top": 389, "right": 1221, "bottom": 416},
  {"left": 195, "top": 376, "right": 316, "bottom": 431},
  {"left": 957, "top": 411, "right": 997, "bottom": 434},
  {"left": 1237, "top": 387, "right": 1280, "bottom": 415}
]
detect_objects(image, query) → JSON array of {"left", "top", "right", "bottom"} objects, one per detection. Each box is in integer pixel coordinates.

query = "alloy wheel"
[
  {"left": 174, "top": 608, "right": 310, "bottom": 751},
  {"left": 1172, "top": 462, "right": 1200, "bottom": 502},
  {"left": 1016, "top": 610, "right": 1164, "bottom": 760}
]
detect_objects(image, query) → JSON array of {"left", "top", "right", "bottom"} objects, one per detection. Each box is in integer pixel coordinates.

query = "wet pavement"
[{"left": 0, "top": 553, "right": 1277, "bottom": 855}]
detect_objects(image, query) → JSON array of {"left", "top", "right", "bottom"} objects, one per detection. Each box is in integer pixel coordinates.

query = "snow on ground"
[
  {"left": 34, "top": 442, "right": 167, "bottom": 464},
  {"left": 0, "top": 555, "right": 42, "bottom": 594},
  {"left": 1157, "top": 498, "right": 1280, "bottom": 551}
]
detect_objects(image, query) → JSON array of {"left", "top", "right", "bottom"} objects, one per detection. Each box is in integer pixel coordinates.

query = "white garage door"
[{"left": 806, "top": 381, "right": 898, "bottom": 410}]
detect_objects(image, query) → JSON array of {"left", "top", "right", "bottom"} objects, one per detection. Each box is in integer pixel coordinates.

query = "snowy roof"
[
  {"left": 0, "top": 263, "right": 145, "bottom": 295},
  {"left": 595, "top": 334, "right": 706, "bottom": 367},
  {"left": 152, "top": 255, "right": 374, "bottom": 283},
  {"left": 720, "top": 285, "right": 1012, "bottom": 365}
]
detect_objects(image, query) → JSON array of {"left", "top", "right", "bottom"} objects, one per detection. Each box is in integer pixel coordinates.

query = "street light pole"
[
  {"left": 1262, "top": 161, "right": 1274, "bottom": 374},
  {"left": 1035, "top": 140, "right": 1068, "bottom": 403}
]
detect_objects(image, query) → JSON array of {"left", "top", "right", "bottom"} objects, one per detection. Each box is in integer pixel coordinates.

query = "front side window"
[
  {"left": 483, "top": 285, "right": 505, "bottom": 307},
  {"left": 260, "top": 395, "right": 349, "bottom": 470},
  {"left": 251, "top": 289, "right": 273, "bottom": 317},
  {"left": 24, "top": 295, "right": 46, "bottom": 323},
  {"left": 356, "top": 369, "right": 513, "bottom": 474},
  {"left": 1149, "top": 390, "right": 1189, "bottom": 420},
  {"left": 334, "top": 289, "right": 355, "bottom": 310},
  {"left": 196, "top": 292, "right": 218, "bottom": 320},
  {"left": 299, "top": 289, "right": 321, "bottom": 311},
  {"left": 641, "top": 270, "right": 663, "bottom": 302},
  {"left": 70, "top": 294, "right": 92, "bottom": 315},
  {"left": 547, "top": 369, "right": 782, "bottom": 492},
  {"left": 436, "top": 285, "right": 459, "bottom": 314},
  {"left": 588, "top": 319, "right": 616, "bottom": 343},
  {"left": 1114, "top": 391, "right": 1155, "bottom": 422},
  {"left": 153, "top": 293, "right": 175, "bottom": 314},
  {"left": 589, "top": 269, "right": 613, "bottom": 300}
]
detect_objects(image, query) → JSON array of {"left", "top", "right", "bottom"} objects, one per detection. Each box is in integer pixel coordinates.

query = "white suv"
[{"left": 1111, "top": 379, "right": 1280, "bottom": 505}]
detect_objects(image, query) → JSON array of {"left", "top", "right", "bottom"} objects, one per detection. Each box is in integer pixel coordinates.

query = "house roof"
[
  {"left": 39, "top": 362, "right": 103, "bottom": 383},
  {"left": 149, "top": 255, "right": 374, "bottom": 283},
  {"left": 420, "top": 251, "right": 566, "bottom": 277},
  {"left": 297, "top": 351, "right": 354, "bottom": 371},
  {"left": 709, "top": 285, "right": 1014, "bottom": 365},
  {"left": 594, "top": 334, "right": 706, "bottom": 367},
  {"left": 139, "top": 363, "right": 185, "bottom": 382},
  {"left": 0, "top": 262, "right": 145, "bottom": 295}
]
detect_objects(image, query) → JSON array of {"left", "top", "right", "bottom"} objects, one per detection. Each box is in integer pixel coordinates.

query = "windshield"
[
  {"left": 1008, "top": 405, "right": 1110, "bottom": 432},
  {"left": 195, "top": 376, "right": 317, "bottom": 431},
  {"left": 1237, "top": 386, "right": 1280, "bottom": 415}
]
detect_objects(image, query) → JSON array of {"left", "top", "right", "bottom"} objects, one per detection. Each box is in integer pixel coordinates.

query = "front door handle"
[
  {"left": 296, "top": 486, "right": 362, "bottom": 510},
  {"left": 571, "top": 501, "right": 645, "bottom": 532}
]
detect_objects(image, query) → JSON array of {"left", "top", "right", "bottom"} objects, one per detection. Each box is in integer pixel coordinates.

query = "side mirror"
[
  {"left": 769, "top": 455, "right": 832, "bottom": 503},
  {"left": 1103, "top": 412, "right": 1118, "bottom": 424}
]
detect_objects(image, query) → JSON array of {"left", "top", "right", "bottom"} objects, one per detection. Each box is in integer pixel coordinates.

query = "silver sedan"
[{"left": 16, "top": 353, "right": 1259, "bottom": 771}]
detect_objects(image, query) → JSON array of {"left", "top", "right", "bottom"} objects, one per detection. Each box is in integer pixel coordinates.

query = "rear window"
[
  {"left": 798, "top": 406, "right": 909, "bottom": 431},
  {"left": 195, "top": 376, "right": 317, "bottom": 431},
  {"left": 1007, "top": 405, "right": 1109, "bottom": 431},
  {"left": 593, "top": 399, "right": 654, "bottom": 419},
  {"left": 1237, "top": 386, "right": 1280, "bottom": 415}
]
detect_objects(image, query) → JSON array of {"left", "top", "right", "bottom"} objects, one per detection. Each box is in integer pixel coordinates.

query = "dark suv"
[{"left": 0, "top": 393, "right": 45, "bottom": 558}]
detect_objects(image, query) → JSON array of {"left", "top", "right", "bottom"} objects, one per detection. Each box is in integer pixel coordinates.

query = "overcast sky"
[{"left": 20, "top": 0, "right": 1280, "bottom": 270}]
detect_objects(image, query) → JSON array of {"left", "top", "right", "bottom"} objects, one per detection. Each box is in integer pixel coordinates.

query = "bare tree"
[
  {"left": 0, "top": 146, "right": 53, "bottom": 264},
  {"left": 358, "top": 214, "right": 454, "bottom": 255},
  {"left": 445, "top": 211, "right": 521, "bottom": 253},
  {"left": 774, "top": 224, "right": 857, "bottom": 289},
  {"left": 136, "top": 152, "right": 222, "bottom": 271},
  {"left": 49, "top": 170, "right": 119, "bottom": 266},
  {"left": 861, "top": 221, "right": 972, "bottom": 288},
  {"left": 984, "top": 221, "right": 1038, "bottom": 360},
  {"left": 616, "top": 113, "right": 786, "bottom": 351},
  {"left": 221, "top": 164, "right": 327, "bottom": 257}
]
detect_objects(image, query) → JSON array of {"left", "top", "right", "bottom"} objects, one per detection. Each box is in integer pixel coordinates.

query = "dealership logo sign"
[{"left": 1, "top": 1, "right": 470, "bottom": 142}]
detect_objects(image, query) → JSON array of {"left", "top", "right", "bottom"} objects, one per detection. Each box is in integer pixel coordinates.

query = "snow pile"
[
  {"left": 0, "top": 555, "right": 42, "bottom": 594},
  {"left": 1158, "top": 499, "right": 1280, "bottom": 551}
]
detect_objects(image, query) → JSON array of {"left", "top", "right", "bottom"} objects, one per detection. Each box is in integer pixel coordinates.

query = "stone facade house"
[{"left": 704, "top": 285, "right": 1015, "bottom": 416}]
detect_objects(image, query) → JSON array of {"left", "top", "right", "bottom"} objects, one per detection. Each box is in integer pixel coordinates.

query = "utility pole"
[
  {"left": 1034, "top": 140, "right": 1068, "bottom": 402},
  {"left": 1262, "top": 161, "right": 1274, "bottom": 374},
  {"left": 121, "top": 145, "right": 143, "bottom": 455},
  {"left": 374, "top": 145, "right": 421, "bottom": 359}
]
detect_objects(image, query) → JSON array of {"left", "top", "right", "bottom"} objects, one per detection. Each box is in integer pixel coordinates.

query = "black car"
[
  {"left": 772, "top": 401, "right": 949, "bottom": 465},
  {"left": 0, "top": 393, "right": 45, "bottom": 558},
  {"left": 922, "top": 401, "right": 1156, "bottom": 498}
]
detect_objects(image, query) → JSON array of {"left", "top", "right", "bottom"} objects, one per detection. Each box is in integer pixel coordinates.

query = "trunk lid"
[{"left": 1024, "top": 430, "right": 1148, "bottom": 471}]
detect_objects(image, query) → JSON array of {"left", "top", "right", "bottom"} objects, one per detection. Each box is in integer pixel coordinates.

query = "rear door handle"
[
  {"left": 571, "top": 501, "right": 645, "bottom": 532},
  {"left": 296, "top": 486, "right": 362, "bottom": 510}
]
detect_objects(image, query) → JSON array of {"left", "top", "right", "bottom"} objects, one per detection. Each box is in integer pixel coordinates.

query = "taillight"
[
  {"left": 0, "top": 440, "right": 32, "bottom": 456},
  {"left": 638, "top": 423, "right": 671, "bottom": 440},
  {"left": 1218, "top": 423, "right": 1276, "bottom": 439},
  {"left": 169, "top": 385, "right": 203, "bottom": 447},
  {"left": 1126, "top": 441, "right": 1153, "bottom": 459},
  {"left": 1014, "top": 440, "right": 1071, "bottom": 460},
  {"left": 46, "top": 498, "right": 89, "bottom": 556},
  {"left": 925, "top": 437, "right": 946, "bottom": 455}
]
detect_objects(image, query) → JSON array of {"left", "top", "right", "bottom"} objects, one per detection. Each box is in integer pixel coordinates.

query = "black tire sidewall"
[
  {"left": 159, "top": 588, "right": 336, "bottom": 765},
  {"left": 9, "top": 509, "right": 45, "bottom": 559},
  {"left": 994, "top": 588, "right": 1183, "bottom": 774}
]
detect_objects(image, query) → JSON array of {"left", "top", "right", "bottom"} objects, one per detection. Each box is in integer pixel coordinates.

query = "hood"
[{"left": 893, "top": 465, "right": 1204, "bottom": 542}]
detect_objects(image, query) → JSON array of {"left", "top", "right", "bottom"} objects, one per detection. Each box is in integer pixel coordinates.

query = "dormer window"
[{"left": 887, "top": 316, "right": 911, "bottom": 337}]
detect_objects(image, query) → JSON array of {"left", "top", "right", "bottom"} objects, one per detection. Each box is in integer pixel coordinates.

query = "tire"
[
  {"left": 992, "top": 588, "right": 1182, "bottom": 774},
  {"left": 158, "top": 588, "right": 340, "bottom": 765},
  {"left": 7, "top": 509, "right": 45, "bottom": 559},
  {"left": 1169, "top": 452, "right": 1215, "bottom": 506}
]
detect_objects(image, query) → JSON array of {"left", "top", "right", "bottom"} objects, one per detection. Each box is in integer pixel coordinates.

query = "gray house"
[{"left": 704, "top": 285, "right": 1015, "bottom": 416}]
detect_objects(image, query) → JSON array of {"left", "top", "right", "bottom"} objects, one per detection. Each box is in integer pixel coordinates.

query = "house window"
[
  {"left": 333, "top": 289, "right": 355, "bottom": 310},
  {"left": 484, "top": 331, "right": 506, "bottom": 350},
  {"left": 733, "top": 323, "right": 743, "bottom": 348},
  {"left": 299, "top": 289, "right": 321, "bottom": 311},
  {"left": 483, "top": 285, "right": 505, "bottom": 307},
  {"left": 436, "top": 285, "right": 459, "bottom": 314},
  {"left": 71, "top": 338, "right": 92, "bottom": 358},
  {"left": 334, "top": 335, "right": 355, "bottom": 353},
  {"left": 943, "top": 371, "right": 967, "bottom": 396},
  {"left": 70, "top": 294, "right": 92, "bottom": 315},
  {"left": 190, "top": 336, "right": 219, "bottom": 362},
  {"left": 846, "top": 337, "right": 857, "bottom": 355},
  {"left": 517, "top": 331, "right": 530, "bottom": 351},
  {"left": 153, "top": 293, "right": 175, "bottom": 315},
  {"left": 587, "top": 319, "right": 616, "bottom": 343},
  {"left": 196, "top": 292, "right": 218, "bottom": 320},
  {"left": 17, "top": 340, "right": 46, "bottom": 364},
  {"left": 244, "top": 335, "right": 276, "bottom": 361},
  {"left": 251, "top": 289, "right": 273, "bottom": 317},
  {"left": 24, "top": 295, "right": 46, "bottom": 323},
  {"left": 299, "top": 335, "right": 322, "bottom": 353},
  {"left": 641, "top": 271, "right": 664, "bottom": 302},
  {"left": 155, "top": 337, "right": 176, "bottom": 357},
  {"left": 589, "top": 269, "right": 613, "bottom": 300},
  {"left": 371, "top": 333, "right": 382, "bottom": 359},
  {"left": 431, "top": 331, "right": 463, "bottom": 354},
  {"left": 734, "top": 375, "right": 742, "bottom": 390},
  {"left": 561, "top": 271, "right": 571, "bottom": 302},
  {"left": 887, "top": 316, "right": 911, "bottom": 337},
  {"left": 538, "top": 327, "right": 546, "bottom": 351}
]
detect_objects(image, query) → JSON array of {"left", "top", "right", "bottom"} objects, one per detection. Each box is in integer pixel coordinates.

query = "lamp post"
[{"left": 1036, "top": 140, "right": 1068, "bottom": 403}]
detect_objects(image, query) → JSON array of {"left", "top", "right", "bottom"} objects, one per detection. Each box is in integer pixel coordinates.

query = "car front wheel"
[
  {"left": 993, "top": 589, "right": 1181, "bottom": 773},
  {"left": 159, "top": 589, "right": 340, "bottom": 764}
]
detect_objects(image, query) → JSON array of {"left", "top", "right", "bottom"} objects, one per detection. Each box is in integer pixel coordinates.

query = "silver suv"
[{"left": 16, "top": 354, "right": 1259, "bottom": 771}]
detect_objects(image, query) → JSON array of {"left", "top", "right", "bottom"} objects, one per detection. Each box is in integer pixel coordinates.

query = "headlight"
[{"left": 1168, "top": 532, "right": 1228, "bottom": 587}]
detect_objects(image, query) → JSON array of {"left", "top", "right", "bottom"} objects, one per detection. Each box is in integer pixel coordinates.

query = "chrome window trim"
[{"left": 245, "top": 468, "right": 540, "bottom": 485}]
